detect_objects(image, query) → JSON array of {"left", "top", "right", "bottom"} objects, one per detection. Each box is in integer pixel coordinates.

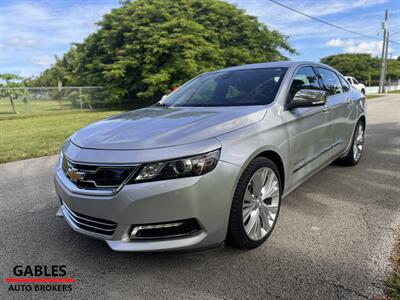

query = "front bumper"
[{"left": 55, "top": 157, "right": 240, "bottom": 252}]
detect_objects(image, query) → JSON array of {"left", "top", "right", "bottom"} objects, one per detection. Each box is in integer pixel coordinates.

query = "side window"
[
  {"left": 353, "top": 78, "right": 359, "bottom": 84},
  {"left": 317, "top": 68, "right": 343, "bottom": 95},
  {"left": 288, "top": 66, "right": 321, "bottom": 101},
  {"left": 339, "top": 76, "right": 350, "bottom": 92}
]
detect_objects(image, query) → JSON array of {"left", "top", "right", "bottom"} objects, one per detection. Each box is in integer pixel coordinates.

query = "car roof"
[{"left": 211, "top": 61, "right": 336, "bottom": 73}]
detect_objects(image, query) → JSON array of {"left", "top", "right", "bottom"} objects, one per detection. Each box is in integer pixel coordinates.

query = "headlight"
[
  {"left": 130, "top": 149, "right": 220, "bottom": 183},
  {"left": 57, "top": 151, "right": 64, "bottom": 170}
]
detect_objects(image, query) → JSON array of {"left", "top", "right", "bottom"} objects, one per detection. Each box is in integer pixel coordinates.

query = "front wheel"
[
  {"left": 336, "top": 120, "right": 365, "bottom": 166},
  {"left": 226, "top": 157, "right": 282, "bottom": 249}
]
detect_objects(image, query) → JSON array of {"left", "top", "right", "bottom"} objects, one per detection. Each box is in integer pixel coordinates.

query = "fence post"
[{"left": 79, "top": 87, "right": 83, "bottom": 112}]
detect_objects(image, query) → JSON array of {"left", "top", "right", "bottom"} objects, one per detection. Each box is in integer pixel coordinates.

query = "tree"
[
  {"left": 25, "top": 54, "right": 74, "bottom": 87},
  {"left": 0, "top": 73, "right": 24, "bottom": 114},
  {"left": 32, "top": 0, "right": 295, "bottom": 106},
  {"left": 321, "top": 53, "right": 400, "bottom": 85}
]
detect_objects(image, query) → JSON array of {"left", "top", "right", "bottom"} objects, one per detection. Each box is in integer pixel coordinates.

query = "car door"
[
  {"left": 316, "top": 67, "right": 353, "bottom": 156},
  {"left": 282, "top": 66, "right": 333, "bottom": 189},
  {"left": 338, "top": 75, "right": 358, "bottom": 149}
]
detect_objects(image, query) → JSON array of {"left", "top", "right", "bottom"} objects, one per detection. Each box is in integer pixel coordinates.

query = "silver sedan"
[{"left": 55, "top": 61, "right": 366, "bottom": 251}]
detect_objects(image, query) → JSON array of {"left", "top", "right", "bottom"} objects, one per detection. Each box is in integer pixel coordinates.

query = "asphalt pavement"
[{"left": 1, "top": 94, "right": 399, "bottom": 299}]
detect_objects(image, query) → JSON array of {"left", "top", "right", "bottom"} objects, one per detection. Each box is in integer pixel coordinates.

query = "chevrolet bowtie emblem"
[{"left": 66, "top": 167, "right": 86, "bottom": 182}]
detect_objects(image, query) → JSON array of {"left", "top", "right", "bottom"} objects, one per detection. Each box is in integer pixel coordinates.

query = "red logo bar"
[{"left": 5, "top": 278, "right": 76, "bottom": 283}]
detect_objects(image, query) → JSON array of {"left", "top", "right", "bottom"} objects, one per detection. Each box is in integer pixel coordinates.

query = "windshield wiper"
[
  {"left": 153, "top": 102, "right": 170, "bottom": 107},
  {"left": 184, "top": 104, "right": 208, "bottom": 107}
]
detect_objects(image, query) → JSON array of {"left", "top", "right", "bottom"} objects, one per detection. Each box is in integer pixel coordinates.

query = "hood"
[{"left": 70, "top": 106, "right": 267, "bottom": 150}]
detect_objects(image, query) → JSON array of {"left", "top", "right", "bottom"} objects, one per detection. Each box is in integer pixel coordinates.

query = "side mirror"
[
  {"left": 161, "top": 95, "right": 168, "bottom": 101},
  {"left": 286, "top": 89, "right": 327, "bottom": 109}
]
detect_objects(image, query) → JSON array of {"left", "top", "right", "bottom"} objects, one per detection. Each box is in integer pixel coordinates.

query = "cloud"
[
  {"left": 1, "top": 36, "right": 39, "bottom": 51},
  {"left": 296, "top": 0, "right": 388, "bottom": 17},
  {"left": 229, "top": 0, "right": 388, "bottom": 40},
  {"left": 325, "top": 38, "right": 389, "bottom": 56},
  {"left": 0, "top": 1, "right": 119, "bottom": 76},
  {"left": 1, "top": 0, "right": 398, "bottom": 76},
  {"left": 31, "top": 55, "right": 55, "bottom": 67},
  {"left": 0, "top": 2, "right": 115, "bottom": 46},
  {"left": 231, "top": 0, "right": 400, "bottom": 60}
]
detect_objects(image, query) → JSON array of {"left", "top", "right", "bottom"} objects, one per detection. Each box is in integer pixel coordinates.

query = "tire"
[
  {"left": 361, "top": 89, "right": 365, "bottom": 95},
  {"left": 226, "top": 157, "right": 282, "bottom": 249},
  {"left": 336, "top": 120, "right": 365, "bottom": 166}
]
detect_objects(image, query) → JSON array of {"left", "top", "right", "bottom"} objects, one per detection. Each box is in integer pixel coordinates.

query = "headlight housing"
[
  {"left": 57, "top": 151, "right": 64, "bottom": 170},
  {"left": 129, "top": 149, "right": 220, "bottom": 183}
]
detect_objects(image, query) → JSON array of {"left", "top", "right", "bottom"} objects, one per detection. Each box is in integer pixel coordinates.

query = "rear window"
[
  {"left": 339, "top": 76, "right": 350, "bottom": 92},
  {"left": 317, "top": 68, "right": 343, "bottom": 95}
]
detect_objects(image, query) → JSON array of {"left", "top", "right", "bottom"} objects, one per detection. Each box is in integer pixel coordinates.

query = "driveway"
[{"left": 1, "top": 95, "right": 399, "bottom": 299}]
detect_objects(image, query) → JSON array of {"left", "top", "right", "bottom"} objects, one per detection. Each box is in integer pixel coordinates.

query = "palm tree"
[{"left": 0, "top": 73, "right": 24, "bottom": 114}]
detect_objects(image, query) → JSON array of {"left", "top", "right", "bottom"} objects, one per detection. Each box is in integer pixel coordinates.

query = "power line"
[{"left": 267, "top": 0, "right": 400, "bottom": 46}]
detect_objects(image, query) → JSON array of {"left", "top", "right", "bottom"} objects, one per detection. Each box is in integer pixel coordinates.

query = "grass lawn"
[
  {"left": 0, "top": 100, "right": 76, "bottom": 118},
  {"left": 388, "top": 90, "right": 400, "bottom": 94},
  {"left": 366, "top": 95, "right": 384, "bottom": 99},
  {"left": 0, "top": 110, "right": 122, "bottom": 163},
  {"left": 385, "top": 242, "right": 400, "bottom": 299}
]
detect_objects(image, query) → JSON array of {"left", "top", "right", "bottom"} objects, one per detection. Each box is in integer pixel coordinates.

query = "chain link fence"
[{"left": 0, "top": 87, "right": 108, "bottom": 118}]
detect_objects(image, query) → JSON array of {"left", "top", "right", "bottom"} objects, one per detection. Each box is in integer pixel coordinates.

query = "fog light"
[
  {"left": 129, "top": 219, "right": 201, "bottom": 240},
  {"left": 130, "top": 222, "right": 183, "bottom": 239}
]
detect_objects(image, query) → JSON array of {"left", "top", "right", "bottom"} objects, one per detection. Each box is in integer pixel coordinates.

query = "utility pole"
[
  {"left": 383, "top": 31, "right": 390, "bottom": 87},
  {"left": 378, "top": 9, "right": 388, "bottom": 93}
]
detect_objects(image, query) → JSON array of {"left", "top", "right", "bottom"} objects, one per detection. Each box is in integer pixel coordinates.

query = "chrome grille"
[
  {"left": 62, "top": 155, "right": 138, "bottom": 191},
  {"left": 62, "top": 203, "right": 117, "bottom": 237}
]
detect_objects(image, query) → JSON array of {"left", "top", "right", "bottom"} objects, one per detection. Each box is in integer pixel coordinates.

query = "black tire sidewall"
[
  {"left": 227, "top": 157, "right": 282, "bottom": 249},
  {"left": 349, "top": 121, "right": 365, "bottom": 164}
]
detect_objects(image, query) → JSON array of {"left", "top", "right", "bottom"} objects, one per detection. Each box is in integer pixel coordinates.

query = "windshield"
[{"left": 162, "top": 67, "right": 287, "bottom": 107}]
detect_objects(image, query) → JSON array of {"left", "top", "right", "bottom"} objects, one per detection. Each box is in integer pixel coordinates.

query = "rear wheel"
[
  {"left": 337, "top": 120, "right": 365, "bottom": 166},
  {"left": 226, "top": 157, "right": 282, "bottom": 249}
]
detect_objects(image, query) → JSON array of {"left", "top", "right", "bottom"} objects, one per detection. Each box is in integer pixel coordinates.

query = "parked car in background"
[
  {"left": 345, "top": 76, "right": 366, "bottom": 94},
  {"left": 55, "top": 61, "right": 366, "bottom": 252}
]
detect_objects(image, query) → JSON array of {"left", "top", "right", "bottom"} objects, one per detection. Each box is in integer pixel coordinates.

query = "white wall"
[
  {"left": 365, "top": 86, "right": 379, "bottom": 94},
  {"left": 366, "top": 85, "right": 400, "bottom": 94}
]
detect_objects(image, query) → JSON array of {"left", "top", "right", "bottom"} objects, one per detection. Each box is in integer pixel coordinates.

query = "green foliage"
[
  {"left": 385, "top": 243, "right": 400, "bottom": 299},
  {"left": 0, "top": 73, "right": 23, "bottom": 83},
  {"left": 320, "top": 53, "right": 400, "bottom": 84},
  {"left": 25, "top": 54, "right": 74, "bottom": 87},
  {"left": 386, "top": 59, "right": 400, "bottom": 80},
  {"left": 31, "top": 0, "right": 294, "bottom": 105},
  {"left": 0, "top": 73, "right": 27, "bottom": 114}
]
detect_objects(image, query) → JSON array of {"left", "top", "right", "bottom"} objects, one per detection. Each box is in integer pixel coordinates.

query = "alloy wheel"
[
  {"left": 353, "top": 124, "right": 364, "bottom": 162},
  {"left": 242, "top": 167, "right": 280, "bottom": 241}
]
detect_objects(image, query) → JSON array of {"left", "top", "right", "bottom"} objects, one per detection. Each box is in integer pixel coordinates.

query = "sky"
[{"left": 0, "top": 0, "right": 399, "bottom": 77}]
